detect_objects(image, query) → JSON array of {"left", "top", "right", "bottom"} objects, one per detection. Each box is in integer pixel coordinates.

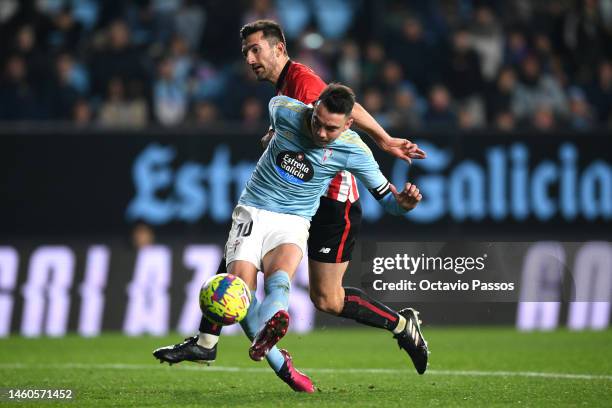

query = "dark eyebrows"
[
  {"left": 241, "top": 43, "right": 257, "bottom": 57},
  {"left": 313, "top": 113, "right": 340, "bottom": 130},
  {"left": 241, "top": 45, "right": 250, "bottom": 57},
  {"left": 312, "top": 111, "right": 340, "bottom": 130}
]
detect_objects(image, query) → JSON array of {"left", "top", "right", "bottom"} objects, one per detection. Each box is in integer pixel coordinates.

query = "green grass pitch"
[{"left": 1, "top": 328, "right": 611, "bottom": 407}]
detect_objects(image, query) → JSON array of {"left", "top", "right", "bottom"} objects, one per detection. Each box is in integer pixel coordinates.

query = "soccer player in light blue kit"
[{"left": 226, "top": 83, "right": 427, "bottom": 392}]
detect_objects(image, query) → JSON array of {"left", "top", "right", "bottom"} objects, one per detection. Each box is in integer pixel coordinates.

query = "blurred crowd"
[{"left": 1, "top": 0, "right": 612, "bottom": 132}]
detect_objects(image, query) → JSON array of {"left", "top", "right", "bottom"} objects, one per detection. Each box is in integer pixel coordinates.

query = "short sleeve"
[{"left": 345, "top": 147, "right": 389, "bottom": 192}]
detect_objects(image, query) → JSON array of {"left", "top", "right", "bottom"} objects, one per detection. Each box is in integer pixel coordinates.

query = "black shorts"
[{"left": 308, "top": 196, "right": 362, "bottom": 263}]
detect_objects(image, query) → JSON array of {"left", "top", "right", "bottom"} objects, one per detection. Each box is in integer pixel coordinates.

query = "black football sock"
[
  {"left": 339, "top": 287, "right": 405, "bottom": 332},
  {"left": 198, "top": 317, "right": 222, "bottom": 336}
]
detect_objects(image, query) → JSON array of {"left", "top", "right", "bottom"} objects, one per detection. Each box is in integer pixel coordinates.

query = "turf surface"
[{"left": 1, "top": 328, "right": 610, "bottom": 407}]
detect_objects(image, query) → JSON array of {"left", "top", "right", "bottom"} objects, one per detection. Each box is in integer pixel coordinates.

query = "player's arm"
[
  {"left": 366, "top": 179, "right": 422, "bottom": 215},
  {"left": 261, "top": 127, "right": 274, "bottom": 148},
  {"left": 289, "top": 68, "right": 425, "bottom": 162},
  {"left": 346, "top": 148, "right": 421, "bottom": 215},
  {"left": 351, "top": 102, "right": 426, "bottom": 163},
  {"left": 296, "top": 74, "right": 426, "bottom": 162}
]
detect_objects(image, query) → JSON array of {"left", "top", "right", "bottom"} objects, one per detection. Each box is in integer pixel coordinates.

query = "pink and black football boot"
[{"left": 276, "top": 349, "right": 315, "bottom": 393}]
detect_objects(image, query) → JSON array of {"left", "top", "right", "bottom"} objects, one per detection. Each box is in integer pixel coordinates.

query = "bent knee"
[{"left": 310, "top": 291, "right": 344, "bottom": 315}]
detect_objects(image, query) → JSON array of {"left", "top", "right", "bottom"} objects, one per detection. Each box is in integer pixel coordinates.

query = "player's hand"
[
  {"left": 390, "top": 182, "right": 422, "bottom": 211},
  {"left": 261, "top": 129, "right": 275, "bottom": 149},
  {"left": 377, "top": 137, "right": 426, "bottom": 164}
]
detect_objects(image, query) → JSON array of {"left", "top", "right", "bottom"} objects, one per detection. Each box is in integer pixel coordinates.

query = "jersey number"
[{"left": 236, "top": 221, "right": 253, "bottom": 237}]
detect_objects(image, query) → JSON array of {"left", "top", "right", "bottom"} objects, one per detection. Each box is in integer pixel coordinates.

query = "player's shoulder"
[
  {"left": 288, "top": 62, "right": 322, "bottom": 81},
  {"left": 287, "top": 62, "right": 326, "bottom": 91},
  {"left": 270, "top": 95, "right": 308, "bottom": 112},
  {"left": 269, "top": 96, "right": 309, "bottom": 136},
  {"left": 334, "top": 129, "right": 373, "bottom": 156}
]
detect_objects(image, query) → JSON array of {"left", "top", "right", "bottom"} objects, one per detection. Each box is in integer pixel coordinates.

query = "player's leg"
[
  {"left": 309, "top": 261, "right": 428, "bottom": 374},
  {"left": 152, "top": 257, "right": 226, "bottom": 365},
  {"left": 247, "top": 208, "right": 310, "bottom": 360},
  {"left": 224, "top": 258, "right": 289, "bottom": 376},
  {"left": 308, "top": 197, "right": 428, "bottom": 373},
  {"left": 196, "top": 257, "right": 227, "bottom": 349},
  {"left": 153, "top": 205, "right": 258, "bottom": 365},
  {"left": 153, "top": 263, "right": 300, "bottom": 376},
  {"left": 309, "top": 198, "right": 395, "bottom": 325},
  {"left": 309, "top": 260, "right": 406, "bottom": 330},
  {"left": 236, "top": 243, "right": 314, "bottom": 392},
  {"left": 248, "top": 243, "right": 302, "bottom": 361},
  {"left": 230, "top": 207, "right": 314, "bottom": 392}
]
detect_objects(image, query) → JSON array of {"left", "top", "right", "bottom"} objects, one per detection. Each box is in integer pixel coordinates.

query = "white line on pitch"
[{"left": 0, "top": 363, "right": 611, "bottom": 381}]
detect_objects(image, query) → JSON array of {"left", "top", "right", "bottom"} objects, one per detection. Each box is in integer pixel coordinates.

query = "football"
[{"left": 199, "top": 273, "right": 252, "bottom": 325}]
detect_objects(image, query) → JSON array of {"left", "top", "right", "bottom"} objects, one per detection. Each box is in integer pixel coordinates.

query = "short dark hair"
[
  {"left": 240, "top": 20, "right": 287, "bottom": 54},
  {"left": 317, "top": 83, "right": 355, "bottom": 116}
]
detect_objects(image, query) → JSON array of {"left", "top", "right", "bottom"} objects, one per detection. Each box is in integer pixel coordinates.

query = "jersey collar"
[{"left": 276, "top": 60, "right": 293, "bottom": 94}]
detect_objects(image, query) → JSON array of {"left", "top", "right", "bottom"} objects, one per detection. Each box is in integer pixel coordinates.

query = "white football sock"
[
  {"left": 197, "top": 333, "right": 219, "bottom": 349},
  {"left": 392, "top": 315, "right": 407, "bottom": 334}
]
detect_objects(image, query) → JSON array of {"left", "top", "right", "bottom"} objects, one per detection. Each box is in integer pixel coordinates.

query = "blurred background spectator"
[
  {"left": 98, "top": 77, "right": 147, "bottom": 128},
  {"left": 425, "top": 84, "right": 457, "bottom": 129},
  {"left": 1, "top": 0, "right": 612, "bottom": 132},
  {"left": 131, "top": 222, "right": 155, "bottom": 249}
]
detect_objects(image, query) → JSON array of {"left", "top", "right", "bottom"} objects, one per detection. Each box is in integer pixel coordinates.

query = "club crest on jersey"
[
  {"left": 323, "top": 148, "right": 333, "bottom": 162},
  {"left": 275, "top": 151, "right": 314, "bottom": 184}
]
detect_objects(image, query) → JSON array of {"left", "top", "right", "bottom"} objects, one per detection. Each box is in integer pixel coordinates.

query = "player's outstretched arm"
[
  {"left": 345, "top": 142, "right": 422, "bottom": 216},
  {"left": 351, "top": 102, "right": 426, "bottom": 163}
]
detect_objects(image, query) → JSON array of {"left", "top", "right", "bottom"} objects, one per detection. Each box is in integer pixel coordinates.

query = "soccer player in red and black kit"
[{"left": 154, "top": 20, "right": 429, "bottom": 392}]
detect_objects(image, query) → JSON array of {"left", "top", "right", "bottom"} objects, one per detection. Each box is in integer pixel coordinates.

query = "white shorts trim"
[{"left": 224, "top": 205, "right": 310, "bottom": 271}]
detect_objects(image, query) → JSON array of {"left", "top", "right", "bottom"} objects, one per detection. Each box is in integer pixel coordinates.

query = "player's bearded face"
[
  {"left": 310, "top": 102, "right": 353, "bottom": 147},
  {"left": 242, "top": 32, "right": 279, "bottom": 82}
]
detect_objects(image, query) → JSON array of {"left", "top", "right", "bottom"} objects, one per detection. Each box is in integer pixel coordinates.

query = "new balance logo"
[{"left": 318, "top": 247, "right": 331, "bottom": 254}]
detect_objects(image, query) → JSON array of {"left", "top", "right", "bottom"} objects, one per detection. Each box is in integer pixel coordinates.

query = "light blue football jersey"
[{"left": 238, "top": 95, "right": 404, "bottom": 219}]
